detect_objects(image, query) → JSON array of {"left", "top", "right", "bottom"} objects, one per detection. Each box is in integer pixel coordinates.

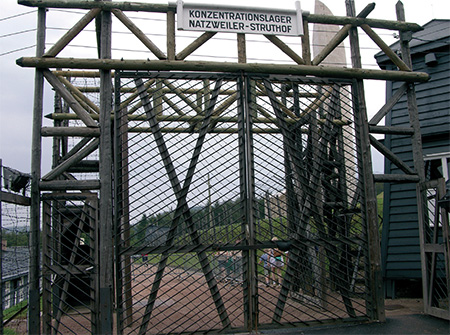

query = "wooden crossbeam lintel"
[
  {"left": 112, "top": 9, "right": 167, "bottom": 60},
  {"left": 17, "top": 58, "right": 430, "bottom": 82},
  {"left": 18, "top": 0, "right": 423, "bottom": 32},
  {"left": 44, "top": 8, "right": 100, "bottom": 57}
]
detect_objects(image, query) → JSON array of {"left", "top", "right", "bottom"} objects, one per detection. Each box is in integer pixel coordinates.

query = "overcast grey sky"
[{"left": 0, "top": 0, "right": 449, "bottom": 175}]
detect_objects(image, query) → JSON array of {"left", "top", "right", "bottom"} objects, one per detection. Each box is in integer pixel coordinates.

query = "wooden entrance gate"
[{"left": 113, "top": 71, "right": 374, "bottom": 333}]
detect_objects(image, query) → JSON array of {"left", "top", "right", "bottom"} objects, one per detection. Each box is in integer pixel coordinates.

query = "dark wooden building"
[{"left": 375, "top": 19, "right": 450, "bottom": 298}]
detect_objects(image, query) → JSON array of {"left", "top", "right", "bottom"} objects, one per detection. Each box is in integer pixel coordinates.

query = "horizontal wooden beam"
[
  {"left": 305, "top": 13, "right": 422, "bottom": 32},
  {"left": 47, "top": 112, "right": 350, "bottom": 127},
  {"left": 369, "top": 125, "right": 414, "bottom": 135},
  {"left": 1, "top": 191, "right": 31, "bottom": 206},
  {"left": 39, "top": 179, "right": 101, "bottom": 190},
  {"left": 18, "top": 0, "right": 174, "bottom": 12},
  {"left": 41, "top": 126, "right": 100, "bottom": 137},
  {"left": 373, "top": 174, "right": 419, "bottom": 183},
  {"left": 17, "top": 57, "right": 430, "bottom": 82},
  {"left": 18, "top": 1, "right": 422, "bottom": 32}
]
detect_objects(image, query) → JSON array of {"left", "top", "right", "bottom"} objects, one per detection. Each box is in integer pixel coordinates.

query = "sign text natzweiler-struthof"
[{"left": 177, "top": 1, "right": 303, "bottom": 36}]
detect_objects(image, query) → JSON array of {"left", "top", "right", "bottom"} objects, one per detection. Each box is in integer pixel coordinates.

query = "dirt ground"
[
  {"left": 384, "top": 298, "right": 424, "bottom": 316},
  {"left": 3, "top": 263, "right": 428, "bottom": 335},
  {"left": 5, "top": 293, "right": 427, "bottom": 334}
]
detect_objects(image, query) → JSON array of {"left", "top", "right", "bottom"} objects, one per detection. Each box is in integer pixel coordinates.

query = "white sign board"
[{"left": 177, "top": 1, "right": 303, "bottom": 36}]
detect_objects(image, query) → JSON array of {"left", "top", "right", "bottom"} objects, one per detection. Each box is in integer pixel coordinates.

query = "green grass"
[
  {"left": 3, "top": 300, "right": 28, "bottom": 320},
  {"left": 2, "top": 300, "right": 28, "bottom": 335}
]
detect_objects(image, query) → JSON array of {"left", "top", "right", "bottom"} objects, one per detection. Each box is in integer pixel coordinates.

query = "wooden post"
[
  {"left": 29, "top": 7, "right": 46, "bottom": 335},
  {"left": 237, "top": 33, "right": 246, "bottom": 63},
  {"left": 346, "top": 0, "right": 385, "bottom": 322},
  {"left": 98, "top": 5, "right": 114, "bottom": 334},
  {"left": 301, "top": 18, "right": 311, "bottom": 65},
  {"left": 395, "top": 0, "right": 428, "bottom": 314},
  {"left": 167, "top": 10, "right": 175, "bottom": 60}
]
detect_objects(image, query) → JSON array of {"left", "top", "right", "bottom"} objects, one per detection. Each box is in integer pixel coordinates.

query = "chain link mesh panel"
[
  {"left": 114, "top": 72, "right": 372, "bottom": 334},
  {"left": 42, "top": 194, "right": 98, "bottom": 335},
  {"left": 423, "top": 178, "right": 450, "bottom": 316}
]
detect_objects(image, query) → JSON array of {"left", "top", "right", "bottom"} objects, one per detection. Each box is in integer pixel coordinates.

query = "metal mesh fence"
[
  {"left": 114, "top": 72, "right": 372, "bottom": 334},
  {"left": 1, "top": 163, "right": 31, "bottom": 335},
  {"left": 41, "top": 193, "right": 98, "bottom": 334},
  {"left": 423, "top": 178, "right": 449, "bottom": 315}
]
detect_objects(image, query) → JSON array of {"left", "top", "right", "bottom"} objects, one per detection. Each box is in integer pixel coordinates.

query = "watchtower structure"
[{"left": 15, "top": 0, "right": 441, "bottom": 334}]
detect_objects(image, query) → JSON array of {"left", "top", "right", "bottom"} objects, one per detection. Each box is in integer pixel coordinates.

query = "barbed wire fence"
[{"left": 1, "top": 160, "right": 32, "bottom": 335}]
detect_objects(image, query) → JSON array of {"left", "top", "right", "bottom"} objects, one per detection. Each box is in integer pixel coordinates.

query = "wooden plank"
[
  {"left": 368, "top": 125, "right": 414, "bottom": 135},
  {"left": 112, "top": 9, "right": 166, "bottom": 60},
  {"left": 424, "top": 244, "right": 446, "bottom": 253},
  {"left": 39, "top": 179, "right": 100, "bottom": 190},
  {"left": 16, "top": 57, "right": 431, "bottom": 82},
  {"left": 1, "top": 191, "right": 31, "bottom": 206},
  {"left": 426, "top": 306, "right": 450, "bottom": 321},
  {"left": 373, "top": 174, "right": 420, "bottom": 183},
  {"left": 41, "top": 126, "right": 100, "bottom": 137},
  {"left": 44, "top": 8, "right": 100, "bottom": 57}
]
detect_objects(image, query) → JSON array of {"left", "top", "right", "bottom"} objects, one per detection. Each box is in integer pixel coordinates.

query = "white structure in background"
[{"left": 313, "top": 0, "right": 357, "bottom": 202}]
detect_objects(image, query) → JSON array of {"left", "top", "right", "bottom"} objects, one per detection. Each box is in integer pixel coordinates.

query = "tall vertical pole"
[
  {"left": 29, "top": 8, "right": 46, "bottom": 335},
  {"left": 346, "top": 0, "right": 385, "bottom": 322},
  {"left": 395, "top": 0, "right": 428, "bottom": 313},
  {"left": 98, "top": 4, "right": 113, "bottom": 334},
  {"left": 238, "top": 75, "right": 257, "bottom": 331}
]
